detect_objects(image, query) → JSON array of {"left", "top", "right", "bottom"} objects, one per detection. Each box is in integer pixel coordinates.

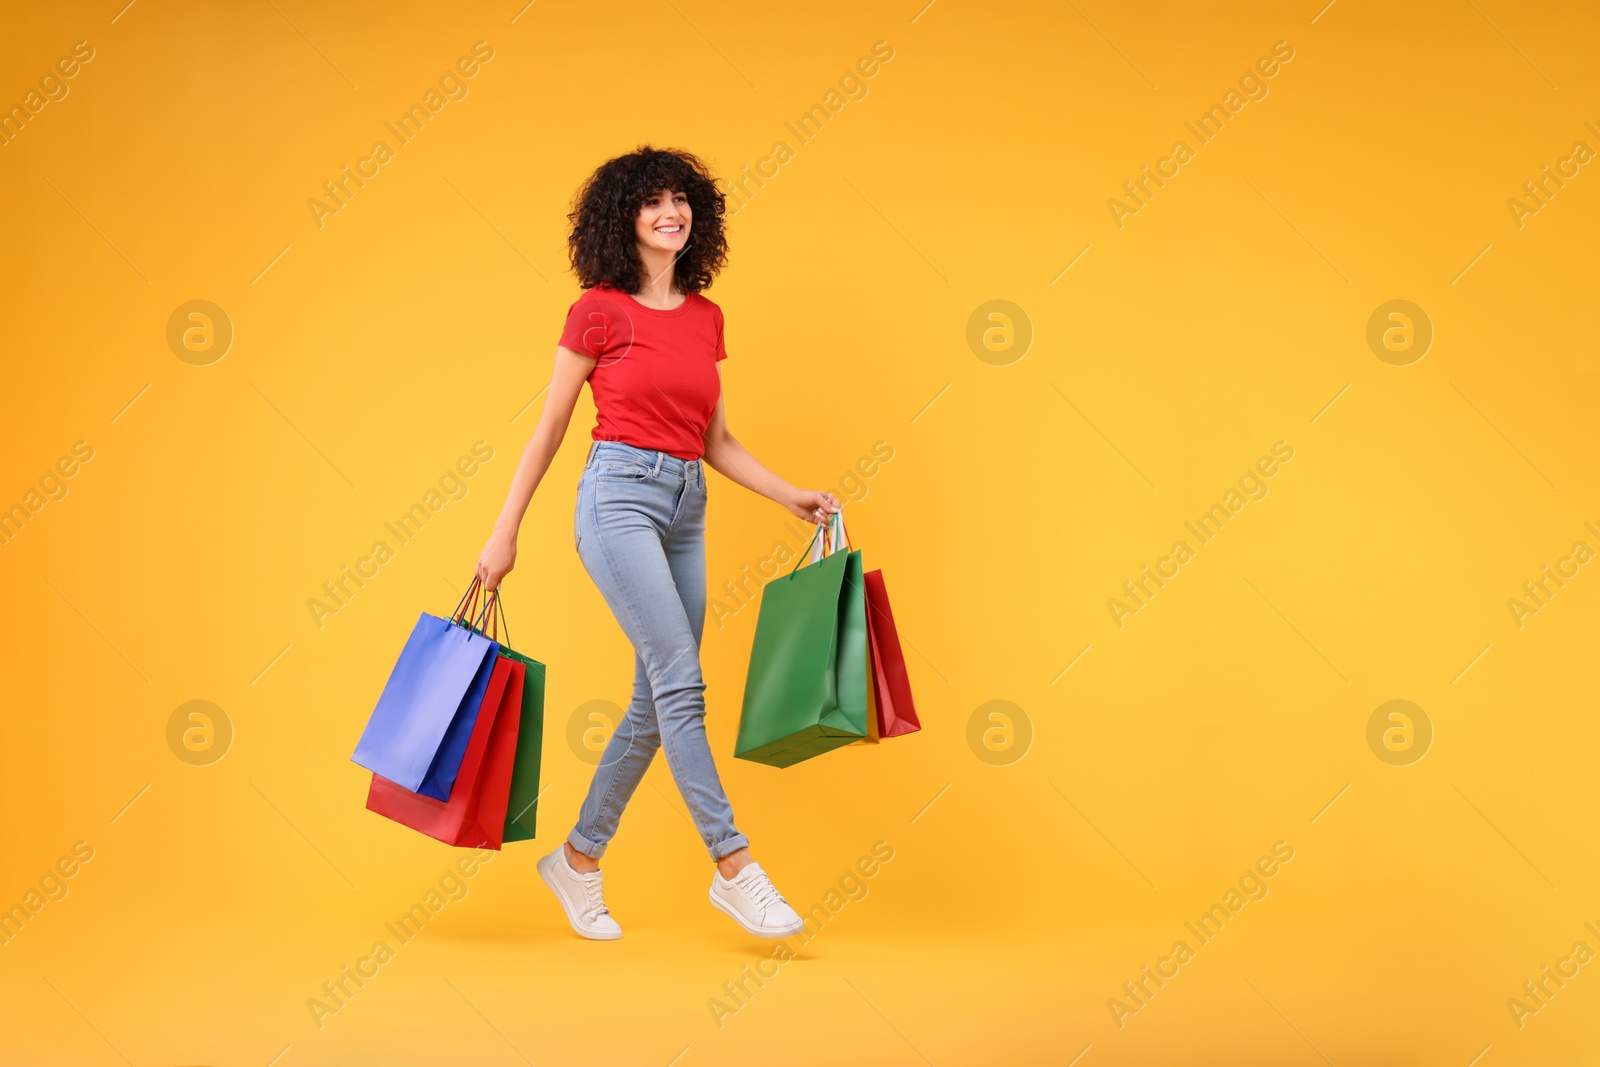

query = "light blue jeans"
[{"left": 567, "top": 440, "right": 750, "bottom": 862}]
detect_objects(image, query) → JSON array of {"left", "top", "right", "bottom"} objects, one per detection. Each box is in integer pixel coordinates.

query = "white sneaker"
[
  {"left": 537, "top": 846, "right": 622, "bottom": 940},
  {"left": 709, "top": 861, "right": 805, "bottom": 938}
]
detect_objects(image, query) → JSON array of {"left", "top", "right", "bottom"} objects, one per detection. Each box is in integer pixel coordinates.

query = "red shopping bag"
[
  {"left": 864, "top": 569, "right": 919, "bottom": 738},
  {"left": 367, "top": 653, "right": 526, "bottom": 849}
]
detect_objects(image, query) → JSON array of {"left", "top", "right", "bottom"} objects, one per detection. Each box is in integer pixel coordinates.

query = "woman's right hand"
[{"left": 477, "top": 527, "right": 518, "bottom": 591}]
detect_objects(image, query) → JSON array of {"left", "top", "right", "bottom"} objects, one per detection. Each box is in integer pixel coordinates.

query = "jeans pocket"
[{"left": 596, "top": 462, "right": 653, "bottom": 481}]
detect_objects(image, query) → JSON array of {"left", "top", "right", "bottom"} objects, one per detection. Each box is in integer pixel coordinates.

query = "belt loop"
[{"left": 652, "top": 451, "right": 665, "bottom": 478}]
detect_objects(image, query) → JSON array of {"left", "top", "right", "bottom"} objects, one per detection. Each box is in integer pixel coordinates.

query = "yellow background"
[{"left": 2, "top": 0, "right": 1597, "bottom": 1063}]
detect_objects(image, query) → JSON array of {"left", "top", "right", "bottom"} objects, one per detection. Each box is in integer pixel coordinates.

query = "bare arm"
[
  {"left": 476, "top": 346, "right": 595, "bottom": 589},
  {"left": 702, "top": 367, "right": 841, "bottom": 526}
]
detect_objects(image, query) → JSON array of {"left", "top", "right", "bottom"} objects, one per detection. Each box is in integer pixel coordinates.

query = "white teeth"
[{"left": 655, "top": 225, "right": 681, "bottom": 233}]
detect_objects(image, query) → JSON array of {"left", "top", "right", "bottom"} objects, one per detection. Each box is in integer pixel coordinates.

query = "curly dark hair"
[{"left": 566, "top": 145, "right": 729, "bottom": 295}]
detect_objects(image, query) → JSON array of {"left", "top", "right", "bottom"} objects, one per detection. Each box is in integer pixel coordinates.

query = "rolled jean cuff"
[
  {"left": 567, "top": 827, "right": 608, "bottom": 859},
  {"left": 710, "top": 832, "right": 750, "bottom": 862}
]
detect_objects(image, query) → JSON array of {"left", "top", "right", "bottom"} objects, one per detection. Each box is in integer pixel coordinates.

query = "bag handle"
[
  {"left": 479, "top": 589, "right": 500, "bottom": 640},
  {"left": 452, "top": 575, "right": 502, "bottom": 642},
  {"left": 811, "top": 509, "right": 851, "bottom": 562},
  {"left": 460, "top": 583, "right": 515, "bottom": 648},
  {"left": 788, "top": 508, "right": 850, "bottom": 578},
  {"left": 830, "top": 510, "right": 851, "bottom": 553},
  {"left": 452, "top": 575, "right": 484, "bottom": 626},
  {"left": 495, "top": 592, "right": 511, "bottom": 649}
]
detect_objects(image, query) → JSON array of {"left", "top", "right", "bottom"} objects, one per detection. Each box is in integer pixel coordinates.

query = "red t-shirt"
[{"left": 558, "top": 282, "right": 727, "bottom": 461}]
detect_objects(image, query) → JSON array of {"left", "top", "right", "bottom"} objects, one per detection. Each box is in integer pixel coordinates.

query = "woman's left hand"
[{"left": 786, "top": 489, "right": 841, "bottom": 525}]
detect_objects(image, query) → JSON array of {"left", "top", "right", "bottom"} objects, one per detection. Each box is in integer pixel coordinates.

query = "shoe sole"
[
  {"left": 537, "top": 852, "right": 622, "bottom": 941},
  {"left": 708, "top": 886, "right": 805, "bottom": 939}
]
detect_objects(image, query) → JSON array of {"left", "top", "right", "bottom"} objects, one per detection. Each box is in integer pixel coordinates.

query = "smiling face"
[{"left": 635, "top": 187, "right": 691, "bottom": 256}]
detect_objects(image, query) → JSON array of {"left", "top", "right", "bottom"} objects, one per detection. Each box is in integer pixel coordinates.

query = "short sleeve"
[
  {"left": 713, "top": 304, "right": 727, "bottom": 362},
  {"left": 558, "top": 292, "right": 609, "bottom": 359}
]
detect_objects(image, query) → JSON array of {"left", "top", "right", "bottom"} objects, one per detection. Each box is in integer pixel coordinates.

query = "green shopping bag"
[
  {"left": 473, "top": 594, "right": 547, "bottom": 840},
  {"left": 735, "top": 511, "right": 870, "bottom": 768}
]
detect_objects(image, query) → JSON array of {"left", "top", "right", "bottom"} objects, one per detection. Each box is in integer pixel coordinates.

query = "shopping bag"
[
  {"left": 851, "top": 637, "right": 883, "bottom": 746},
  {"left": 366, "top": 648, "right": 526, "bottom": 849},
  {"left": 864, "top": 569, "right": 920, "bottom": 737},
  {"left": 736, "top": 510, "right": 870, "bottom": 767},
  {"left": 852, "top": 552, "right": 882, "bottom": 747},
  {"left": 487, "top": 594, "right": 547, "bottom": 842},
  {"left": 351, "top": 578, "right": 500, "bottom": 800}
]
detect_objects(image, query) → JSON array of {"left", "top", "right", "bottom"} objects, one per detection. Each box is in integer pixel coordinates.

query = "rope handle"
[
  {"left": 451, "top": 575, "right": 483, "bottom": 626},
  {"left": 816, "top": 509, "right": 851, "bottom": 560},
  {"left": 789, "top": 523, "right": 824, "bottom": 577},
  {"left": 787, "top": 508, "right": 850, "bottom": 578},
  {"left": 451, "top": 575, "right": 502, "bottom": 642},
  {"left": 829, "top": 509, "right": 851, "bottom": 553},
  {"left": 496, "top": 591, "right": 511, "bottom": 648}
]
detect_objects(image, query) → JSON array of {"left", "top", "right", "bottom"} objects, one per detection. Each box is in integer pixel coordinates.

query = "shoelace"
[
  {"left": 735, "top": 868, "right": 786, "bottom": 915},
  {"left": 581, "top": 872, "right": 611, "bottom": 920}
]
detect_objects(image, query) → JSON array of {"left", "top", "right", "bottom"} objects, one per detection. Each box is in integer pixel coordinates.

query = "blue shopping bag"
[{"left": 351, "top": 580, "right": 501, "bottom": 801}]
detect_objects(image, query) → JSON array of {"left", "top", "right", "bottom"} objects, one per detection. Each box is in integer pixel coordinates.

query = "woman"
[{"left": 476, "top": 146, "right": 839, "bottom": 941}]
